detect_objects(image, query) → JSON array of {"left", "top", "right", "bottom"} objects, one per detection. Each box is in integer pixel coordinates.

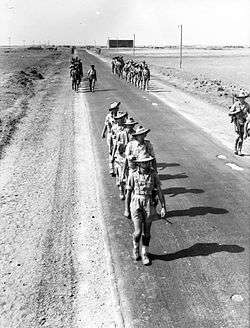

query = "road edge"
[{"left": 77, "top": 90, "right": 131, "bottom": 328}]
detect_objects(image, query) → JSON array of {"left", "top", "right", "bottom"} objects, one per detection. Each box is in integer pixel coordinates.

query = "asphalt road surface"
[{"left": 78, "top": 50, "right": 249, "bottom": 328}]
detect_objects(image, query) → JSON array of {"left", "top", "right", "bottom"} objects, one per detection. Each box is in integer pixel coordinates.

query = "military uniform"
[
  {"left": 229, "top": 91, "right": 250, "bottom": 155},
  {"left": 125, "top": 153, "right": 166, "bottom": 265},
  {"left": 127, "top": 169, "right": 159, "bottom": 223},
  {"left": 111, "top": 112, "right": 128, "bottom": 199},
  {"left": 125, "top": 139, "right": 155, "bottom": 172},
  {"left": 102, "top": 102, "right": 120, "bottom": 175}
]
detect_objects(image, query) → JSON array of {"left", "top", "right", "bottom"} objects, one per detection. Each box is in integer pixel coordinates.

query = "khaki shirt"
[
  {"left": 104, "top": 113, "right": 116, "bottom": 134},
  {"left": 125, "top": 139, "right": 155, "bottom": 169},
  {"left": 127, "top": 169, "right": 160, "bottom": 197},
  {"left": 231, "top": 101, "right": 250, "bottom": 125}
]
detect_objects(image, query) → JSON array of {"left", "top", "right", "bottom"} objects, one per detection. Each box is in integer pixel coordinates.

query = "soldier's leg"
[
  {"left": 132, "top": 218, "right": 142, "bottom": 261},
  {"left": 131, "top": 199, "right": 143, "bottom": 261},
  {"left": 92, "top": 80, "right": 96, "bottom": 92},
  {"left": 141, "top": 203, "right": 156, "bottom": 265},
  {"left": 238, "top": 129, "right": 244, "bottom": 155}
]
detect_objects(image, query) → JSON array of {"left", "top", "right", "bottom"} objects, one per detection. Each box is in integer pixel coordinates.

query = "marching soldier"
[
  {"left": 87, "top": 64, "right": 97, "bottom": 92},
  {"left": 111, "top": 111, "right": 128, "bottom": 199},
  {"left": 102, "top": 101, "right": 121, "bottom": 175},
  {"left": 124, "top": 153, "right": 166, "bottom": 265},
  {"left": 229, "top": 90, "right": 250, "bottom": 155},
  {"left": 124, "top": 117, "right": 138, "bottom": 143},
  {"left": 124, "top": 125, "right": 157, "bottom": 180}
]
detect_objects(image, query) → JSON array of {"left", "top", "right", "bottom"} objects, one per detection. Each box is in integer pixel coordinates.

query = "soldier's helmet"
[
  {"left": 124, "top": 117, "right": 138, "bottom": 126},
  {"left": 234, "top": 90, "right": 249, "bottom": 99},
  {"left": 132, "top": 125, "right": 151, "bottom": 136},
  {"left": 109, "top": 101, "right": 121, "bottom": 111}
]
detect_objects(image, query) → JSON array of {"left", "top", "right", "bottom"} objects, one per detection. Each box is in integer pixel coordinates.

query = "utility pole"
[
  {"left": 178, "top": 24, "right": 183, "bottom": 69},
  {"left": 133, "top": 34, "right": 135, "bottom": 56}
]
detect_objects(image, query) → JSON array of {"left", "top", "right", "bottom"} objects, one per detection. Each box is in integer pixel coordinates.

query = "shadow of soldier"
[{"left": 149, "top": 243, "right": 245, "bottom": 262}]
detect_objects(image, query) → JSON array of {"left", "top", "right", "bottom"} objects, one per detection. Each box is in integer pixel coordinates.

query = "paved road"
[{"left": 79, "top": 50, "right": 249, "bottom": 328}]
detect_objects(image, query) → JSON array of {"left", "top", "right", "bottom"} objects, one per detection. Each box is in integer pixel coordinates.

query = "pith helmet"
[
  {"left": 135, "top": 153, "right": 154, "bottom": 163},
  {"left": 132, "top": 125, "right": 150, "bottom": 136},
  {"left": 114, "top": 111, "right": 127, "bottom": 120},
  {"left": 124, "top": 117, "right": 138, "bottom": 126},
  {"left": 109, "top": 101, "right": 121, "bottom": 111},
  {"left": 235, "top": 90, "right": 249, "bottom": 98}
]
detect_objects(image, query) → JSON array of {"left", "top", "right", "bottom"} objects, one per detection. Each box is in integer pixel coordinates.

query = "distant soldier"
[
  {"left": 142, "top": 64, "right": 150, "bottom": 91},
  {"left": 229, "top": 90, "right": 250, "bottom": 155},
  {"left": 111, "top": 57, "right": 116, "bottom": 74},
  {"left": 87, "top": 64, "right": 97, "bottom": 92},
  {"left": 102, "top": 101, "right": 121, "bottom": 175},
  {"left": 78, "top": 59, "right": 83, "bottom": 80},
  {"left": 124, "top": 153, "right": 166, "bottom": 265}
]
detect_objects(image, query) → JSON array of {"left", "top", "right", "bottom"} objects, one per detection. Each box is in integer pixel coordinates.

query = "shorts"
[{"left": 130, "top": 195, "right": 157, "bottom": 223}]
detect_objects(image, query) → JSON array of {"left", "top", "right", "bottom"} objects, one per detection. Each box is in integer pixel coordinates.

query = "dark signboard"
[{"left": 108, "top": 39, "right": 133, "bottom": 48}]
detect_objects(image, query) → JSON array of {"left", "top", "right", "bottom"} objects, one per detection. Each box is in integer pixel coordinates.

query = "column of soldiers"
[
  {"left": 112, "top": 57, "right": 151, "bottom": 91},
  {"left": 102, "top": 101, "right": 166, "bottom": 266}
]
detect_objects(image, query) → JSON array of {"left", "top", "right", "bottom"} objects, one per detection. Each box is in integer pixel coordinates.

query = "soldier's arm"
[
  {"left": 101, "top": 125, "right": 107, "bottom": 138},
  {"left": 155, "top": 174, "right": 166, "bottom": 216},
  {"left": 124, "top": 173, "right": 134, "bottom": 217},
  {"left": 122, "top": 158, "right": 128, "bottom": 180},
  {"left": 243, "top": 115, "right": 250, "bottom": 139},
  {"left": 147, "top": 141, "right": 157, "bottom": 172},
  {"left": 124, "top": 189, "right": 132, "bottom": 218}
]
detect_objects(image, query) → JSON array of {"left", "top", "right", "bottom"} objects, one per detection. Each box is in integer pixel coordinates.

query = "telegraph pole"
[
  {"left": 133, "top": 34, "right": 135, "bottom": 56},
  {"left": 178, "top": 24, "right": 183, "bottom": 68}
]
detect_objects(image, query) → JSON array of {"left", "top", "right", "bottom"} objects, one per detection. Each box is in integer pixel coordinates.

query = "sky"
[{"left": 1, "top": 0, "right": 250, "bottom": 46}]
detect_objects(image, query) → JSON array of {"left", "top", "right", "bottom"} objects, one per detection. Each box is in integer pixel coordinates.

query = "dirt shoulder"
[
  {"left": 0, "top": 48, "right": 120, "bottom": 328},
  {"left": 0, "top": 48, "right": 67, "bottom": 158}
]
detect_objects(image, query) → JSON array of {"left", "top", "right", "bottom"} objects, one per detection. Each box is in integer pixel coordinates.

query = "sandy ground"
[{"left": 0, "top": 49, "right": 119, "bottom": 328}]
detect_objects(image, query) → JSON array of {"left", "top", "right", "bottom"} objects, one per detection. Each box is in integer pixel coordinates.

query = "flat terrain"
[
  {"left": 102, "top": 48, "right": 250, "bottom": 88},
  {"left": 0, "top": 47, "right": 249, "bottom": 328},
  {"left": 101, "top": 47, "right": 250, "bottom": 110}
]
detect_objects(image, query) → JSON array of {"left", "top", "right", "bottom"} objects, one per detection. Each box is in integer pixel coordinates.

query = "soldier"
[
  {"left": 102, "top": 101, "right": 121, "bottom": 175},
  {"left": 78, "top": 59, "right": 83, "bottom": 80},
  {"left": 124, "top": 117, "right": 138, "bottom": 143},
  {"left": 229, "top": 90, "right": 250, "bottom": 155},
  {"left": 87, "top": 64, "right": 97, "bottom": 92},
  {"left": 111, "top": 111, "right": 128, "bottom": 199},
  {"left": 142, "top": 64, "right": 150, "bottom": 91},
  {"left": 124, "top": 125, "right": 157, "bottom": 179},
  {"left": 124, "top": 153, "right": 166, "bottom": 265}
]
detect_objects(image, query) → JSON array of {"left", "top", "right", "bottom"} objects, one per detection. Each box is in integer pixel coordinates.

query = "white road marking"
[
  {"left": 231, "top": 294, "right": 244, "bottom": 302},
  {"left": 225, "top": 163, "right": 244, "bottom": 171},
  {"left": 152, "top": 102, "right": 158, "bottom": 106},
  {"left": 216, "top": 154, "right": 227, "bottom": 160}
]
